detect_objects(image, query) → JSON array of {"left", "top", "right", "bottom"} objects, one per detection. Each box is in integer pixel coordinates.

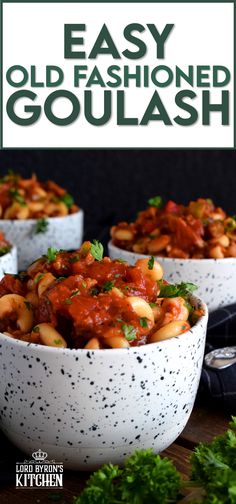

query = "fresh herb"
[
  {"left": 32, "top": 326, "right": 39, "bottom": 333},
  {"left": 190, "top": 416, "right": 236, "bottom": 503},
  {"left": 148, "top": 256, "right": 155, "bottom": 270},
  {"left": 225, "top": 216, "right": 236, "bottom": 232},
  {"left": 69, "top": 254, "right": 81, "bottom": 263},
  {"left": 74, "top": 449, "right": 180, "bottom": 504},
  {"left": 102, "top": 281, "right": 115, "bottom": 292},
  {"left": 148, "top": 196, "right": 163, "bottom": 209},
  {"left": 60, "top": 193, "right": 74, "bottom": 209},
  {"left": 63, "top": 298, "right": 72, "bottom": 305},
  {"left": 35, "top": 218, "right": 49, "bottom": 234},
  {"left": 34, "top": 273, "right": 44, "bottom": 284},
  {"left": 53, "top": 339, "right": 63, "bottom": 346},
  {"left": 140, "top": 317, "right": 148, "bottom": 328},
  {"left": 122, "top": 324, "right": 136, "bottom": 342},
  {"left": 158, "top": 281, "right": 198, "bottom": 299},
  {"left": 70, "top": 289, "right": 80, "bottom": 298},
  {"left": 74, "top": 464, "right": 120, "bottom": 504},
  {"left": 45, "top": 247, "right": 59, "bottom": 264},
  {"left": 74, "top": 418, "right": 236, "bottom": 504},
  {"left": 24, "top": 300, "right": 32, "bottom": 311},
  {"left": 91, "top": 287, "right": 99, "bottom": 296},
  {"left": 56, "top": 277, "right": 66, "bottom": 283},
  {"left": 149, "top": 302, "right": 157, "bottom": 308},
  {"left": 90, "top": 240, "right": 104, "bottom": 261},
  {"left": 0, "top": 245, "right": 11, "bottom": 257},
  {"left": 9, "top": 188, "right": 26, "bottom": 206}
]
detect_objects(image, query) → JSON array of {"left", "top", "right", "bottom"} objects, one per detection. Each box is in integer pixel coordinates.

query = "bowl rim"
[
  {"left": 0, "top": 208, "right": 83, "bottom": 224},
  {"left": 0, "top": 294, "right": 208, "bottom": 356},
  {"left": 0, "top": 244, "right": 17, "bottom": 260},
  {"left": 108, "top": 240, "right": 236, "bottom": 265}
]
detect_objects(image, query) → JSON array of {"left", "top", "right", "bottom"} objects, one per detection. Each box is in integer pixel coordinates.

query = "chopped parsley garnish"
[
  {"left": 91, "top": 287, "right": 99, "bottom": 296},
  {"left": 225, "top": 216, "right": 236, "bottom": 232},
  {"left": 158, "top": 281, "right": 198, "bottom": 298},
  {"left": 64, "top": 298, "right": 73, "bottom": 305},
  {"left": 90, "top": 240, "right": 104, "bottom": 261},
  {"left": 9, "top": 188, "right": 26, "bottom": 206},
  {"left": 0, "top": 245, "right": 11, "bottom": 257},
  {"left": 24, "top": 300, "right": 32, "bottom": 310},
  {"left": 45, "top": 247, "right": 59, "bottom": 264},
  {"left": 102, "top": 281, "right": 115, "bottom": 292},
  {"left": 149, "top": 302, "right": 157, "bottom": 308},
  {"left": 70, "top": 289, "right": 80, "bottom": 298},
  {"left": 148, "top": 195, "right": 163, "bottom": 209},
  {"left": 35, "top": 218, "right": 49, "bottom": 234},
  {"left": 122, "top": 324, "right": 137, "bottom": 342},
  {"left": 34, "top": 273, "right": 44, "bottom": 284},
  {"left": 148, "top": 256, "right": 155, "bottom": 270},
  {"left": 53, "top": 339, "right": 63, "bottom": 346},
  {"left": 69, "top": 254, "right": 81, "bottom": 263},
  {"left": 60, "top": 193, "right": 74, "bottom": 209},
  {"left": 32, "top": 326, "right": 39, "bottom": 333},
  {"left": 56, "top": 277, "right": 66, "bottom": 283},
  {"left": 140, "top": 317, "right": 148, "bottom": 328}
]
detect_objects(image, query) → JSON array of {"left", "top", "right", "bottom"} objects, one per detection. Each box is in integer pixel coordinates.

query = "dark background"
[{"left": 0, "top": 150, "right": 235, "bottom": 244}]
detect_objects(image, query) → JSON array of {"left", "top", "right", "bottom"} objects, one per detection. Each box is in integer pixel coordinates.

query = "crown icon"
[{"left": 32, "top": 449, "right": 48, "bottom": 462}]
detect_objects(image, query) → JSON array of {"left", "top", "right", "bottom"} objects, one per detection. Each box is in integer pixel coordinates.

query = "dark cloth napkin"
[{"left": 199, "top": 304, "right": 236, "bottom": 414}]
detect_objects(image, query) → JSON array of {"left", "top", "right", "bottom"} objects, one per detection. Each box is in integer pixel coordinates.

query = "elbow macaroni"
[{"left": 0, "top": 241, "right": 200, "bottom": 349}]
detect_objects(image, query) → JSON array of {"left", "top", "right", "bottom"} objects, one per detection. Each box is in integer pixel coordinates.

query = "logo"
[{"left": 16, "top": 449, "right": 63, "bottom": 489}]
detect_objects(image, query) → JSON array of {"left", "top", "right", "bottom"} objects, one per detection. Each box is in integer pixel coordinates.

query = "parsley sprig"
[
  {"left": 148, "top": 256, "right": 154, "bottom": 270},
  {"left": 0, "top": 245, "right": 11, "bottom": 257},
  {"left": 158, "top": 281, "right": 198, "bottom": 299},
  {"left": 122, "top": 324, "right": 136, "bottom": 342},
  {"left": 148, "top": 196, "right": 163, "bottom": 209},
  {"left": 60, "top": 193, "right": 74, "bottom": 209},
  {"left": 75, "top": 418, "right": 236, "bottom": 504},
  {"left": 35, "top": 218, "right": 49, "bottom": 234},
  {"left": 45, "top": 247, "right": 60, "bottom": 264},
  {"left": 102, "top": 281, "right": 115, "bottom": 292},
  {"left": 9, "top": 188, "right": 26, "bottom": 207},
  {"left": 90, "top": 240, "right": 104, "bottom": 261}
]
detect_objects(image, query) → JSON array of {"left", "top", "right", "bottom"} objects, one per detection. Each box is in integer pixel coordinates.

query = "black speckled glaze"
[
  {"left": 0, "top": 297, "right": 208, "bottom": 470},
  {"left": 108, "top": 242, "right": 236, "bottom": 312},
  {"left": 0, "top": 211, "right": 84, "bottom": 271}
]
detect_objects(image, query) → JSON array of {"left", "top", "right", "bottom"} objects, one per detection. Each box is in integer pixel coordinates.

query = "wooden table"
[{"left": 0, "top": 401, "right": 230, "bottom": 504}]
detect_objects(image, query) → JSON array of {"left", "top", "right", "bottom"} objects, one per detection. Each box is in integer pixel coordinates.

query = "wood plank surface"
[{"left": 0, "top": 403, "right": 230, "bottom": 504}]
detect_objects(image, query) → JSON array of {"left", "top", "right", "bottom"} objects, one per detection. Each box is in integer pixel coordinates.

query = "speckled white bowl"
[
  {"left": 108, "top": 241, "right": 236, "bottom": 312},
  {"left": 0, "top": 245, "right": 17, "bottom": 279},
  {"left": 0, "top": 296, "right": 207, "bottom": 470},
  {"left": 0, "top": 210, "right": 84, "bottom": 271}
]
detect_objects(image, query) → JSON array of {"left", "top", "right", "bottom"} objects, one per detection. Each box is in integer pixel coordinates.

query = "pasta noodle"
[{"left": 0, "top": 241, "right": 203, "bottom": 349}]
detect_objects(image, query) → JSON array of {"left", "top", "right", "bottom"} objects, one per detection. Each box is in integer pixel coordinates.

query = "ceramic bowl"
[
  {"left": 0, "top": 210, "right": 84, "bottom": 271},
  {"left": 0, "top": 245, "right": 17, "bottom": 279},
  {"left": 108, "top": 241, "right": 236, "bottom": 312},
  {"left": 0, "top": 296, "right": 208, "bottom": 470}
]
